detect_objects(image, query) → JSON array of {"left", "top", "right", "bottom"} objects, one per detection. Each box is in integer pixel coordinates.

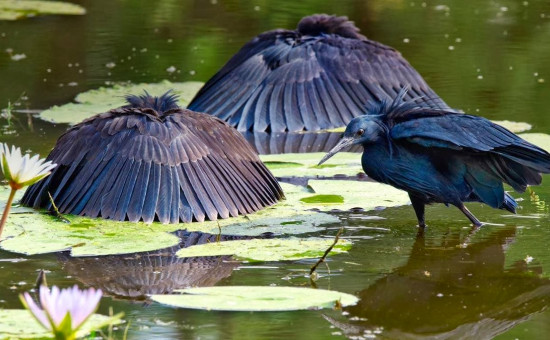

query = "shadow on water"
[
  {"left": 57, "top": 231, "right": 262, "bottom": 301},
  {"left": 325, "top": 226, "right": 550, "bottom": 339}
]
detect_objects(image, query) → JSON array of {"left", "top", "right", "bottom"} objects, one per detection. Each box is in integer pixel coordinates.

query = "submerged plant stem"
[
  {"left": 0, "top": 187, "right": 17, "bottom": 240},
  {"left": 309, "top": 227, "right": 344, "bottom": 276}
]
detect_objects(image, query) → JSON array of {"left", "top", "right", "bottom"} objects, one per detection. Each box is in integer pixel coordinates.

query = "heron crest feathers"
[
  {"left": 124, "top": 91, "right": 180, "bottom": 114},
  {"left": 297, "top": 14, "right": 363, "bottom": 39}
]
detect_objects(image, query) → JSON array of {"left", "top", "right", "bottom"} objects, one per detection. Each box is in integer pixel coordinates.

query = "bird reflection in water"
[
  {"left": 57, "top": 231, "right": 263, "bottom": 300},
  {"left": 325, "top": 226, "right": 550, "bottom": 339}
]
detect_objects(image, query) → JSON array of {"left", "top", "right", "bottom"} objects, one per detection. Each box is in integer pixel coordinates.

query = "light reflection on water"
[{"left": 0, "top": 0, "right": 550, "bottom": 339}]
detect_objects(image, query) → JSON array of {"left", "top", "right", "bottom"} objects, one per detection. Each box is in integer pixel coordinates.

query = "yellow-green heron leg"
[
  {"left": 458, "top": 204, "right": 483, "bottom": 227},
  {"left": 409, "top": 193, "right": 426, "bottom": 228}
]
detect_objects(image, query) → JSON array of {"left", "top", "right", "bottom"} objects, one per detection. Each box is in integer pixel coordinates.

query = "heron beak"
[{"left": 318, "top": 137, "right": 355, "bottom": 166}]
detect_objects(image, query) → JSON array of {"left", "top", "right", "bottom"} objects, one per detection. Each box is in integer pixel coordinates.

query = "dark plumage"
[
  {"left": 22, "top": 92, "right": 284, "bottom": 224},
  {"left": 319, "top": 87, "right": 550, "bottom": 227},
  {"left": 188, "top": 14, "right": 449, "bottom": 133}
]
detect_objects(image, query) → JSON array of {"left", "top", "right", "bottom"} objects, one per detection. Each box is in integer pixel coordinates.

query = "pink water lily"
[{"left": 20, "top": 285, "right": 102, "bottom": 336}]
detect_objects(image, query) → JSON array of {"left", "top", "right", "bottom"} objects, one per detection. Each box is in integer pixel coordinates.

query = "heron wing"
[
  {"left": 390, "top": 113, "right": 550, "bottom": 191},
  {"left": 22, "top": 109, "right": 283, "bottom": 223},
  {"left": 188, "top": 31, "right": 448, "bottom": 132}
]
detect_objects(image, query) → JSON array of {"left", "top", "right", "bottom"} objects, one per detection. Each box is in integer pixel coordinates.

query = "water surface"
[{"left": 1, "top": 0, "right": 550, "bottom": 339}]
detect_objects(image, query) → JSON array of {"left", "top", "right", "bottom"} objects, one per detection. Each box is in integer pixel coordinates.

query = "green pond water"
[{"left": 1, "top": 0, "right": 550, "bottom": 339}]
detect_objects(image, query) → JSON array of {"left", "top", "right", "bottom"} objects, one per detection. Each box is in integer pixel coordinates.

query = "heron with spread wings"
[
  {"left": 22, "top": 92, "right": 284, "bottom": 224},
  {"left": 188, "top": 14, "right": 449, "bottom": 132}
]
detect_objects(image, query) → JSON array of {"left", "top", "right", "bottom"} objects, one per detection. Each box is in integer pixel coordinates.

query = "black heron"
[
  {"left": 319, "top": 87, "right": 550, "bottom": 227},
  {"left": 22, "top": 92, "right": 284, "bottom": 224},
  {"left": 188, "top": 14, "right": 449, "bottom": 132}
]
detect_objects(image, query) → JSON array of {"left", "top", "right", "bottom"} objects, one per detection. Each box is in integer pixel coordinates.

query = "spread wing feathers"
[
  {"left": 242, "top": 131, "right": 361, "bottom": 155},
  {"left": 188, "top": 27, "right": 448, "bottom": 132},
  {"left": 390, "top": 113, "right": 550, "bottom": 192},
  {"left": 22, "top": 108, "right": 283, "bottom": 224}
]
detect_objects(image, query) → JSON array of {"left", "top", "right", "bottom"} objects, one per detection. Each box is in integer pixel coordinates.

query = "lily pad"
[
  {"left": 39, "top": 81, "right": 204, "bottom": 124},
  {"left": 0, "top": 0, "right": 85, "bottom": 21},
  {"left": 296, "top": 180, "right": 410, "bottom": 212},
  {"left": 0, "top": 309, "right": 119, "bottom": 339},
  {"left": 0, "top": 213, "right": 182, "bottom": 257},
  {"left": 519, "top": 133, "right": 550, "bottom": 153},
  {"left": 492, "top": 120, "right": 532, "bottom": 133},
  {"left": 321, "top": 120, "right": 532, "bottom": 134},
  {"left": 150, "top": 286, "right": 359, "bottom": 311},
  {"left": 175, "top": 237, "right": 351, "bottom": 262},
  {"left": 0, "top": 183, "right": 340, "bottom": 256},
  {"left": 1, "top": 177, "right": 410, "bottom": 256},
  {"left": 260, "top": 152, "right": 363, "bottom": 177},
  {"left": 0, "top": 186, "right": 32, "bottom": 214}
]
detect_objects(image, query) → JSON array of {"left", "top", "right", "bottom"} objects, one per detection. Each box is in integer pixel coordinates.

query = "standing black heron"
[
  {"left": 22, "top": 92, "right": 284, "bottom": 224},
  {"left": 319, "top": 87, "right": 550, "bottom": 227},
  {"left": 188, "top": 14, "right": 449, "bottom": 132}
]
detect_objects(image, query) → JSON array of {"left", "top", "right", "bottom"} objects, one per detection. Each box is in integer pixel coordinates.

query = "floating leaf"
[
  {"left": 260, "top": 152, "right": 363, "bottom": 177},
  {"left": 0, "top": 0, "right": 85, "bottom": 21},
  {"left": 300, "top": 194, "right": 345, "bottom": 204},
  {"left": 492, "top": 120, "right": 532, "bottom": 133},
  {"left": 39, "top": 81, "right": 204, "bottom": 124},
  {"left": 0, "top": 183, "right": 339, "bottom": 256},
  {"left": 296, "top": 180, "right": 410, "bottom": 212},
  {"left": 176, "top": 237, "right": 351, "bottom": 262},
  {"left": 151, "top": 286, "right": 358, "bottom": 311},
  {"left": 0, "top": 177, "right": 410, "bottom": 256},
  {"left": 0, "top": 186, "right": 31, "bottom": 214},
  {"left": 0, "top": 309, "right": 119, "bottom": 339},
  {"left": 0, "top": 213, "right": 182, "bottom": 257},
  {"left": 519, "top": 133, "right": 550, "bottom": 153}
]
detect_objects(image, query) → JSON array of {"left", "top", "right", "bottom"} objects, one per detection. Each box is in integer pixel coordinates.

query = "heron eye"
[{"left": 357, "top": 129, "right": 365, "bottom": 136}]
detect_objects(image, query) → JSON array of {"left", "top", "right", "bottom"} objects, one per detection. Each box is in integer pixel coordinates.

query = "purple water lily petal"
[
  {"left": 21, "top": 291, "right": 51, "bottom": 330},
  {"left": 26, "top": 285, "right": 103, "bottom": 331}
]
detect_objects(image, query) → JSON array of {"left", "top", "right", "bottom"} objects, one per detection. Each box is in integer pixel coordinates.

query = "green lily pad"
[
  {"left": 296, "top": 180, "right": 410, "bottom": 212},
  {"left": 150, "top": 286, "right": 359, "bottom": 311},
  {"left": 0, "top": 0, "right": 85, "bottom": 21},
  {"left": 492, "top": 120, "right": 532, "bottom": 133},
  {"left": 260, "top": 152, "right": 363, "bottom": 177},
  {"left": 1, "top": 177, "right": 409, "bottom": 256},
  {"left": 321, "top": 120, "right": 532, "bottom": 134},
  {"left": 0, "top": 213, "right": 182, "bottom": 257},
  {"left": 0, "top": 183, "right": 340, "bottom": 256},
  {"left": 519, "top": 133, "right": 550, "bottom": 153},
  {"left": 39, "top": 81, "right": 204, "bottom": 125},
  {"left": 300, "top": 194, "right": 345, "bottom": 204},
  {"left": 0, "top": 309, "right": 120, "bottom": 339},
  {"left": 175, "top": 237, "right": 351, "bottom": 262},
  {"left": 0, "top": 186, "right": 32, "bottom": 214}
]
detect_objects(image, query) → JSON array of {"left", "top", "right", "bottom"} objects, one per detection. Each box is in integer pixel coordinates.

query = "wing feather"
[
  {"left": 22, "top": 106, "right": 282, "bottom": 223},
  {"left": 188, "top": 24, "right": 449, "bottom": 132}
]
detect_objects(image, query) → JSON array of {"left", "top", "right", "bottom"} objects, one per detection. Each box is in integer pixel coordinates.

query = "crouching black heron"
[
  {"left": 22, "top": 92, "right": 284, "bottom": 224},
  {"left": 188, "top": 14, "right": 449, "bottom": 132},
  {"left": 319, "top": 87, "right": 550, "bottom": 227}
]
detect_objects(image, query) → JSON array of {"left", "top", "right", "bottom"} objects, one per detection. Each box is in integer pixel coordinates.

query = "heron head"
[{"left": 318, "top": 115, "right": 384, "bottom": 165}]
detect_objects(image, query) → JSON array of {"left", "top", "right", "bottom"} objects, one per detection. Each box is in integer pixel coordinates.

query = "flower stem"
[{"left": 0, "top": 188, "right": 17, "bottom": 240}]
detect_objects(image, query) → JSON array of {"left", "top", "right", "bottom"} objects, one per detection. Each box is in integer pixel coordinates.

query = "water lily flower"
[
  {"left": 0, "top": 143, "right": 56, "bottom": 190},
  {"left": 20, "top": 285, "right": 103, "bottom": 340},
  {"left": 0, "top": 143, "right": 56, "bottom": 239}
]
